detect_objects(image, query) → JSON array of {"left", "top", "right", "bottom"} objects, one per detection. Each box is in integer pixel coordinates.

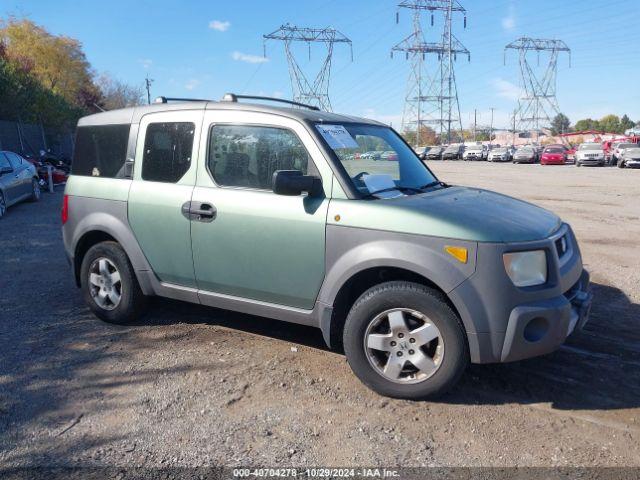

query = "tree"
[
  {"left": 599, "top": 114, "right": 621, "bottom": 134},
  {"left": 97, "top": 74, "right": 144, "bottom": 111},
  {"left": 403, "top": 125, "right": 438, "bottom": 146},
  {"left": 551, "top": 113, "right": 570, "bottom": 135},
  {"left": 0, "top": 18, "right": 98, "bottom": 109},
  {"left": 620, "top": 114, "right": 635, "bottom": 132},
  {"left": 573, "top": 118, "right": 600, "bottom": 132}
]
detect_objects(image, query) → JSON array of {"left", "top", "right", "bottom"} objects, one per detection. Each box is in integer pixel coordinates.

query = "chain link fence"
[{"left": 0, "top": 120, "right": 74, "bottom": 159}]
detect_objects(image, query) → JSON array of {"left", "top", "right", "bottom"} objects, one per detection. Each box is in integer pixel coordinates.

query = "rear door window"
[
  {"left": 142, "top": 123, "right": 195, "bottom": 183},
  {"left": 72, "top": 125, "right": 131, "bottom": 178}
]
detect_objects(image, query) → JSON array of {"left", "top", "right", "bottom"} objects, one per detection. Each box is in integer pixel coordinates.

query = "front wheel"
[
  {"left": 618, "top": 160, "right": 625, "bottom": 168},
  {"left": 80, "top": 241, "right": 147, "bottom": 324},
  {"left": 0, "top": 192, "right": 6, "bottom": 219},
  {"left": 343, "top": 281, "right": 469, "bottom": 400},
  {"left": 29, "top": 179, "right": 41, "bottom": 202}
]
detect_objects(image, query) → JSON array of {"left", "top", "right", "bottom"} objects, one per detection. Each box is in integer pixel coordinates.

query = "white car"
[
  {"left": 575, "top": 143, "right": 605, "bottom": 167},
  {"left": 463, "top": 145, "right": 487, "bottom": 161},
  {"left": 487, "top": 148, "right": 510, "bottom": 162}
]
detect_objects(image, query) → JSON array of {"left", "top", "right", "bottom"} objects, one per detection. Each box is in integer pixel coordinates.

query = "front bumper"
[
  {"left": 626, "top": 159, "right": 640, "bottom": 168},
  {"left": 500, "top": 269, "right": 592, "bottom": 362},
  {"left": 578, "top": 158, "right": 604, "bottom": 165},
  {"left": 449, "top": 223, "right": 591, "bottom": 364}
]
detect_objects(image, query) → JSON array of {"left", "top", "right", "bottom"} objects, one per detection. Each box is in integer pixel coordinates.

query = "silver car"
[
  {"left": 0, "top": 151, "right": 41, "bottom": 218},
  {"left": 487, "top": 147, "right": 510, "bottom": 162},
  {"left": 512, "top": 147, "right": 537, "bottom": 164},
  {"left": 618, "top": 146, "right": 640, "bottom": 168},
  {"left": 575, "top": 143, "right": 605, "bottom": 167}
]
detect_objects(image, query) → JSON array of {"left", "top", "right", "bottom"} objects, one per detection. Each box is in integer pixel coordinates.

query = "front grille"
[{"left": 584, "top": 153, "right": 600, "bottom": 159}]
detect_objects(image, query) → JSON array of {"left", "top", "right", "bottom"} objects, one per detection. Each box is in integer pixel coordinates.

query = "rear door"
[
  {"left": 128, "top": 110, "right": 204, "bottom": 288},
  {"left": 6, "top": 152, "right": 32, "bottom": 198}
]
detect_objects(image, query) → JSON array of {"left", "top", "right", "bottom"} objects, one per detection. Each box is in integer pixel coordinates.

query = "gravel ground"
[{"left": 0, "top": 162, "right": 639, "bottom": 469}]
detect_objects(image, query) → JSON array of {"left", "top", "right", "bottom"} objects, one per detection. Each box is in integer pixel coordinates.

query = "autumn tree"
[
  {"left": 0, "top": 17, "right": 99, "bottom": 109},
  {"left": 97, "top": 74, "right": 144, "bottom": 111}
]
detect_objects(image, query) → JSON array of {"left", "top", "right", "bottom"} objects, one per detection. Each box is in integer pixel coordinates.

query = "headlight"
[{"left": 503, "top": 250, "right": 547, "bottom": 287}]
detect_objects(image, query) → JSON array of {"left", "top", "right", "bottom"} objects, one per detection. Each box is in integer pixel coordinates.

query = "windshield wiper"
[
  {"left": 363, "top": 186, "right": 423, "bottom": 199},
  {"left": 418, "top": 181, "right": 447, "bottom": 190}
]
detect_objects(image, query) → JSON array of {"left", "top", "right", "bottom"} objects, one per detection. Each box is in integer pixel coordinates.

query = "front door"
[
  {"left": 0, "top": 153, "right": 21, "bottom": 205},
  {"left": 6, "top": 152, "right": 32, "bottom": 198},
  {"left": 128, "top": 110, "right": 204, "bottom": 288},
  {"left": 190, "top": 111, "right": 332, "bottom": 310}
]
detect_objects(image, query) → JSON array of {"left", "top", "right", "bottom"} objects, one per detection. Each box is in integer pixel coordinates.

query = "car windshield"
[
  {"left": 625, "top": 148, "right": 640, "bottom": 155},
  {"left": 579, "top": 144, "right": 602, "bottom": 151},
  {"left": 544, "top": 148, "right": 564, "bottom": 153},
  {"left": 619, "top": 143, "right": 636, "bottom": 149},
  {"left": 316, "top": 123, "right": 438, "bottom": 199},
  {"left": 493, "top": 148, "right": 507, "bottom": 153}
]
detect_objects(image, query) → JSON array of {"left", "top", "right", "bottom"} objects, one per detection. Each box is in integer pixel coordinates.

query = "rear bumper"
[{"left": 500, "top": 269, "right": 592, "bottom": 362}]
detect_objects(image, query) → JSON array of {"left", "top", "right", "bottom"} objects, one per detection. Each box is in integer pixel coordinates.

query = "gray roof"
[{"left": 78, "top": 100, "right": 384, "bottom": 127}]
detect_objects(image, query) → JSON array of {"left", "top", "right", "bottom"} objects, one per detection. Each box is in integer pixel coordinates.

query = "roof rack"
[
  {"left": 153, "top": 96, "right": 211, "bottom": 104},
  {"left": 221, "top": 93, "right": 320, "bottom": 111}
]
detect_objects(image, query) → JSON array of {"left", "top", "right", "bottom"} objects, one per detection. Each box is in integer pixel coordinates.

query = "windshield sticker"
[
  {"left": 316, "top": 124, "right": 359, "bottom": 149},
  {"left": 363, "top": 174, "right": 404, "bottom": 199}
]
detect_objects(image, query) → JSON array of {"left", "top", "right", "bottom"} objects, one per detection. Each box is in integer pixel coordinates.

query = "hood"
[{"left": 337, "top": 186, "right": 562, "bottom": 243}]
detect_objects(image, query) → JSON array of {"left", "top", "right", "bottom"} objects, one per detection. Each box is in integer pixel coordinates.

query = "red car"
[{"left": 540, "top": 146, "right": 568, "bottom": 165}]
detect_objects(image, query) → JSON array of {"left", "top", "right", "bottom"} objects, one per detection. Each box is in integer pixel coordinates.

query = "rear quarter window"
[{"left": 72, "top": 124, "right": 131, "bottom": 178}]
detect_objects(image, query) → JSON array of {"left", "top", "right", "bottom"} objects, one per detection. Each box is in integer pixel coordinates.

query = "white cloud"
[
  {"left": 231, "top": 51, "right": 269, "bottom": 64},
  {"left": 492, "top": 78, "right": 522, "bottom": 101},
  {"left": 209, "top": 20, "right": 231, "bottom": 32},
  {"left": 502, "top": 4, "right": 516, "bottom": 31},
  {"left": 185, "top": 79, "right": 201, "bottom": 91},
  {"left": 139, "top": 59, "right": 153, "bottom": 69}
]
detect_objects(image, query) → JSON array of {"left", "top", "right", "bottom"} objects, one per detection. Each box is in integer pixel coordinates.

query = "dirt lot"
[{"left": 1, "top": 162, "right": 639, "bottom": 468}]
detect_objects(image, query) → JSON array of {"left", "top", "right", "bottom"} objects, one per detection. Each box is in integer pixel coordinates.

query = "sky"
[{"left": 3, "top": 0, "right": 639, "bottom": 130}]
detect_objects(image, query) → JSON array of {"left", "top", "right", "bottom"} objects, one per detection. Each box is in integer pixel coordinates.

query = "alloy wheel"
[
  {"left": 364, "top": 308, "right": 444, "bottom": 384},
  {"left": 0, "top": 194, "right": 5, "bottom": 218},
  {"left": 88, "top": 257, "right": 123, "bottom": 310}
]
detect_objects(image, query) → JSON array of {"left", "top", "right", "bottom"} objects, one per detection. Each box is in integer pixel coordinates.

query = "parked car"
[
  {"left": 462, "top": 145, "right": 487, "bottom": 161},
  {"left": 24, "top": 157, "right": 69, "bottom": 187},
  {"left": 442, "top": 144, "right": 464, "bottom": 160},
  {"left": 618, "top": 146, "right": 640, "bottom": 168},
  {"left": 0, "top": 150, "right": 41, "bottom": 218},
  {"left": 512, "top": 146, "right": 537, "bottom": 164},
  {"left": 540, "top": 146, "right": 568, "bottom": 165},
  {"left": 575, "top": 143, "right": 605, "bottom": 167},
  {"left": 611, "top": 142, "right": 637, "bottom": 166},
  {"left": 62, "top": 94, "right": 592, "bottom": 400},
  {"left": 414, "top": 146, "right": 431, "bottom": 157},
  {"left": 426, "top": 146, "right": 444, "bottom": 160},
  {"left": 381, "top": 150, "right": 398, "bottom": 161},
  {"left": 487, "top": 147, "right": 510, "bottom": 162}
]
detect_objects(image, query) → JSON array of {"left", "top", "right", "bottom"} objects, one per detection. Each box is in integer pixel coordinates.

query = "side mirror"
[
  {"left": 272, "top": 170, "right": 322, "bottom": 197},
  {"left": 0, "top": 166, "right": 12, "bottom": 175}
]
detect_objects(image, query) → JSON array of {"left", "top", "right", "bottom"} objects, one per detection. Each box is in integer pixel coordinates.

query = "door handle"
[{"left": 181, "top": 201, "right": 217, "bottom": 223}]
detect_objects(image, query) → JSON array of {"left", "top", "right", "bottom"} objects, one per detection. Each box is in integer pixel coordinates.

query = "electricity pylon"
[
  {"left": 392, "top": 0, "right": 469, "bottom": 144},
  {"left": 504, "top": 37, "right": 571, "bottom": 133},
  {"left": 264, "top": 24, "right": 353, "bottom": 111}
]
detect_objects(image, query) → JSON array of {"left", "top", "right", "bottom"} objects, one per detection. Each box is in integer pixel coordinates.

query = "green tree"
[
  {"left": 598, "top": 114, "right": 621, "bottom": 134},
  {"left": 620, "top": 114, "right": 635, "bottom": 132},
  {"left": 573, "top": 118, "right": 601, "bottom": 132},
  {"left": 551, "top": 113, "right": 570, "bottom": 135}
]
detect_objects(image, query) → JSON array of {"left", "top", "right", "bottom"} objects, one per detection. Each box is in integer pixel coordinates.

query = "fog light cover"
[{"left": 503, "top": 250, "right": 547, "bottom": 287}]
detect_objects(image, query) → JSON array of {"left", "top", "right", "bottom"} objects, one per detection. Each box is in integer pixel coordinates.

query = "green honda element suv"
[{"left": 62, "top": 94, "right": 593, "bottom": 399}]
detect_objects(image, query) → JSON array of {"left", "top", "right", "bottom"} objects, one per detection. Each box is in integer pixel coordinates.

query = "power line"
[
  {"left": 392, "top": 0, "right": 470, "bottom": 144},
  {"left": 505, "top": 37, "right": 570, "bottom": 133},
  {"left": 263, "top": 24, "right": 353, "bottom": 111}
]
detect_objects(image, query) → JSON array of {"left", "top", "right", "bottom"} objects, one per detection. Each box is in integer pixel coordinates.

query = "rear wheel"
[
  {"left": 343, "top": 281, "right": 469, "bottom": 399},
  {"left": 80, "top": 241, "right": 147, "bottom": 324}
]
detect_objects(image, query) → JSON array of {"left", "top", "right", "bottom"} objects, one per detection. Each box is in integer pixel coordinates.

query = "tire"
[
  {"left": 576, "top": 162, "right": 581, "bottom": 167},
  {"left": 80, "top": 241, "right": 147, "bottom": 324},
  {"left": 618, "top": 160, "right": 625, "bottom": 169},
  {"left": 29, "top": 178, "right": 41, "bottom": 202},
  {"left": 343, "top": 281, "right": 469, "bottom": 400},
  {"left": 0, "top": 191, "right": 6, "bottom": 219}
]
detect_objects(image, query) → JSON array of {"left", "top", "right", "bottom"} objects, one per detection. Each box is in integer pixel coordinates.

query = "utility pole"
[
  {"left": 505, "top": 37, "right": 570, "bottom": 136},
  {"left": 473, "top": 108, "right": 477, "bottom": 142},
  {"left": 489, "top": 107, "right": 494, "bottom": 147},
  {"left": 264, "top": 24, "right": 353, "bottom": 112},
  {"left": 512, "top": 110, "right": 517, "bottom": 146},
  {"left": 392, "top": 0, "right": 469, "bottom": 145},
  {"left": 145, "top": 75, "right": 154, "bottom": 105}
]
